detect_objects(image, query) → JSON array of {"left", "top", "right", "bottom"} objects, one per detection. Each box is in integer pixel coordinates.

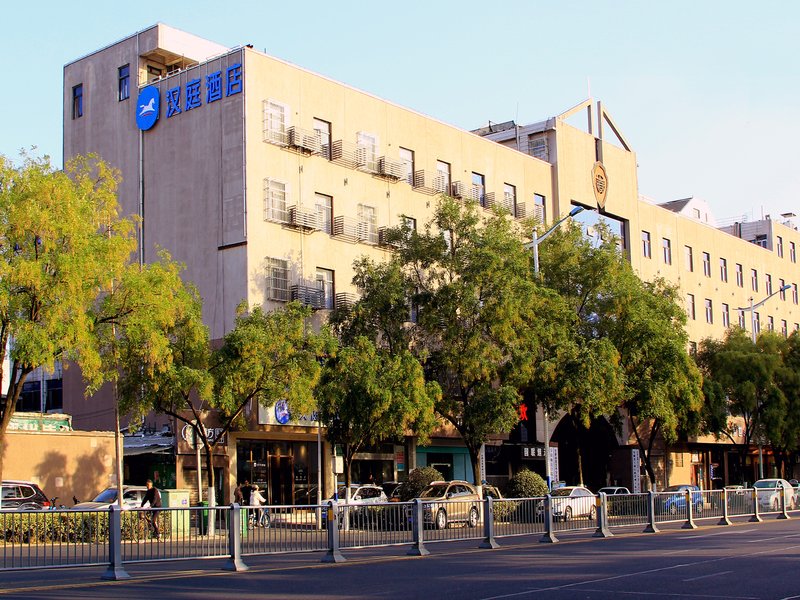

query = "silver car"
[
  {"left": 550, "top": 486, "right": 597, "bottom": 521},
  {"left": 753, "top": 478, "right": 796, "bottom": 511},
  {"left": 72, "top": 485, "right": 148, "bottom": 510}
]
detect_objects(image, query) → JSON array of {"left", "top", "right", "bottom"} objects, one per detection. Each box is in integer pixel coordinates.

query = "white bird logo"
[{"left": 139, "top": 97, "right": 156, "bottom": 117}]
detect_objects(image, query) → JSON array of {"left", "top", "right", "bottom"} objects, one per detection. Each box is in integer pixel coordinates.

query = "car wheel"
[
  {"left": 589, "top": 505, "right": 597, "bottom": 521},
  {"left": 468, "top": 507, "right": 479, "bottom": 528},
  {"left": 563, "top": 506, "right": 572, "bottom": 522},
  {"left": 435, "top": 509, "right": 447, "bottom": 530}
]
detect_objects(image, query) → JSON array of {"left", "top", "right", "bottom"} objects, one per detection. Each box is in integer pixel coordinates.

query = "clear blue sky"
[{"left": 3, "top": 0, "right": 798, "bottom": 223}]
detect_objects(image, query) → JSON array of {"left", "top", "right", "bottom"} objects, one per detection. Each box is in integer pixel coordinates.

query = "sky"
[{"left": 2, "top": 0, "right": 798, "bottom": 224}]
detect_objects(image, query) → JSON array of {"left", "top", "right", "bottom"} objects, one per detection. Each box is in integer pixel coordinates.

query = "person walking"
[
  {"left": 241, "top": 480, "right": 253, "bottom": 507},
  {"left": 141, "top": 479, "right": 163, "bottom": 540},
  {"left": 251, "top": 484, "right": 267, "bottom": 527},
  {"left": 234, "top": 483, "right": 243, "bottom": 505}
]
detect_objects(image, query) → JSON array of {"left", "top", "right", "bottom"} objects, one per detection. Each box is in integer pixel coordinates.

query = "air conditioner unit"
[
  {"left": 288, "top": 127, "right": 321, "bottom": 154},
  {"left": 451, "top": 181, "right": 464, "bottom": 198},
  {"left": 378, "top": 157, "right": 403, "bottom": 180}
]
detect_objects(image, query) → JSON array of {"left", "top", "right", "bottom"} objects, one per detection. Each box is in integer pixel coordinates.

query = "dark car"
[
  {"left": 1, "top": 480, "right": 50, "bottom": 510},
  {"left": 658, "top": 484, "right": 703, "bottom": 516}
]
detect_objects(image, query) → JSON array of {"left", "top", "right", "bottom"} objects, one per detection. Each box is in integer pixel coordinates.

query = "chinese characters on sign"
[{"left": 521, "top": 444, "right": 547, "bottom": 460}]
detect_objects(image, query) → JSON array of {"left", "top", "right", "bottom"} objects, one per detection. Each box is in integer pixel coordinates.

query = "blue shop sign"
[{"left": 136, "top": 62, "right": 242, "bottom": 131}]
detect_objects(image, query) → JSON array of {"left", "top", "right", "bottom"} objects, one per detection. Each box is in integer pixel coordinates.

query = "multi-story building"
[{"left": 60, "top": 24, "right": 800, "bottom": 501}]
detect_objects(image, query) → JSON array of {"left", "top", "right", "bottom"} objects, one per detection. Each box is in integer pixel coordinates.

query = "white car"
[
  {"left": 72, "top": 486, "right": 148, "bottom": 510},
  {"left": 323, "top": 484, "right": 387, "bottom": 526},
  {"left": 753, "top": 478, "right": 796, "bottom": 511},
  {"left": 550, "top": 486, "right": 597, "bottom": 521}
]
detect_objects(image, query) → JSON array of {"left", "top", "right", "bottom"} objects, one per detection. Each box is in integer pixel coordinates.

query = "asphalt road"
[{"left": 3, "top": 518, "right": 800, "bottom": 599}]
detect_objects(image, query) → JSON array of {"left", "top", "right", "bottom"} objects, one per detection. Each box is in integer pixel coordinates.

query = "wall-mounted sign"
[
  {"left": 180, "top": 422, "right": 226, "bottom": 449},
  {"left": 592, "top": 161, "right": 608, "bottom": 211},
  {"left": 258, "top": 401, "right": 319, "bottom": 427},
  {"left": 135, "top": 62, "right": 243, "bottom": 131},
  {"left": 521, "top": 444, "right": 546, "bottom": 460}
]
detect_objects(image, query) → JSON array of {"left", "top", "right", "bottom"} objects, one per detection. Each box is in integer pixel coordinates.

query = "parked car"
[
  {"left": 658, "top": 484, "right": 703, "bottom": 516},
  {"left": 753, "top": 478, "right": 796, "bottom": 511},
  {"left": 724, "top": 485, "right": 750, "bottom": 512},
  {"left": 549, "top": 486, "right": 597, "bottom": 521},
  {"left": 598, "top": 486, "right": 632, "bottom": 516},
  {"left": 0, "top": 480, "right": 50, "bottom": 510},
  {"left": 413, "top": 480, "right": 481, "bottom": 529},
  {"left": 72, "top": 485, "right": 148, "bottom": 510},
  {"left": 322, "top": 484, "right": 387, "bottom": 526},
  {"left": 598, "top": 486, "right": 630, "bottom": 495}
]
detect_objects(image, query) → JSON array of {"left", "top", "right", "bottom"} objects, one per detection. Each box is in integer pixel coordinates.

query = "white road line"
[
  {"left": 575, "top": 588, "right": 755, "bottom": 599},
  {"left": 683, "top": 570, "right": 733, "bottom": 582},
  {"left": 678, "top": 529, "right": 757, "bottom": 539}
]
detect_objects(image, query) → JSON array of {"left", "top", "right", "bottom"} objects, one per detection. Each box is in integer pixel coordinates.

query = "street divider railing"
[{"left": 1, "top": 483, "right": 797, "bottom": 577}]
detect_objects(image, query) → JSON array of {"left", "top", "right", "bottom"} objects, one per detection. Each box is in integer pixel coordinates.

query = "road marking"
[
  {"left": 677, "top": 528, "right": 757, "bottom": 539},
  {"left": 683, "top": 570, "right": 733, "bottom": 582},
  {"left": 571, "top": 589, "right": 754, "bottom": 599},
  {"left": 745, "top": 533, "right": 800, "bottom": 543}
]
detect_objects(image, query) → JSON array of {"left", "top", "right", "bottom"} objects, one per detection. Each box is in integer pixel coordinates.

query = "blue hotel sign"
[{"left": 136, "top": 62, "right": 242, "bottom": 131}]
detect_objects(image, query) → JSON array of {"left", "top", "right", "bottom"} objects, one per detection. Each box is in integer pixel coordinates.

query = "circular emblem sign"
[
  {"left": 592, "top": 161, "right": 608, "bottom": 211},
  {"left": 274, "top": 400, "right": 291, "bottom": 425},
  {"left": 136, "top": 86, "right": 160, "bottom": 131}
]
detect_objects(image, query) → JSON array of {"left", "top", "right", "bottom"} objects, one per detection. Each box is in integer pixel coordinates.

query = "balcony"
[
  {"left": 450, "top": 181, "right": 465, "bottom": 199},
  {"left": 330, "top": 140, "right": 379, "bottom": 173},
  {"left": 287, "top": 126, "right": 322, "bottom": 155},
  {"left": 335, "top": 292, "right": 359, "bottom": 312},
  {"left": 333, "top": 215, "right": 360, "bottom": 242},
  {"left": 291, "top": 285, "right": 324, "bottom": 310},
  {"left": 514, "top": 202, "right": 527, "bottom": 220},
  {"left": 378, "top": 227, "right": 399, "bottom": 248},
  {"left": 412, "top": 170, "right": 438, "bottom": 195},
  {"left": 377, "top": 156, "right": 405, "bottom": 181},
  {"left": 288, "top": 206, "right": 319, "bottom": 231}
]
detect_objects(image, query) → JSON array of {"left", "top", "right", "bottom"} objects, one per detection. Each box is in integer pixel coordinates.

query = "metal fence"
[{"left": 2, "top": 484, "right": 797, "bottom": 578}]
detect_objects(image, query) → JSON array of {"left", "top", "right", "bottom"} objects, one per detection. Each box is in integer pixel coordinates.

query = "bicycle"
[{"left": 247, "top": 506, "right": 271, "bottom": 529}]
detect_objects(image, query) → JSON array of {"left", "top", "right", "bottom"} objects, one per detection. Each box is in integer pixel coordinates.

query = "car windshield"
[
  {"left": 753, "top": 481, "right": 778, "bottom": 489},
  {"left": 551, "top": 488, "right": 575, "bottom": 497},
  {"left": 92, "top": 489, "right": 118, "bottom": 503},
  {"left": 420, "top": 484, "right": 449, "bottom": 498}
]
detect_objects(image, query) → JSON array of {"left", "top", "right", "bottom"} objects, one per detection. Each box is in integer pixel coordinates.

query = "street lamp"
[
  {"left": 524, "top": 205, "right": 585, "bottom": 489},
  {"left": 736, "top": 282, "right": 791, "bottom": 479}
]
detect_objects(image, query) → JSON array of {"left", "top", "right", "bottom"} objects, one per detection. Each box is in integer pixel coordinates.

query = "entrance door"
[{"left": 268, "top": 455, "right": 294, "bottom": 505}]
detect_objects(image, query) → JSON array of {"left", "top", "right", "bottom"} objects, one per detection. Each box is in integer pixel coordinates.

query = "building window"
[
  {"left": 766, "top": 273, "right": 773, "bottom": 295},
  {"left": 704, "top": 299, "right": 713, "bottom": 324},
  {"left": 356, "top": 131, "right": 378, "bottom": 172},
  {"left": 399, "top": 147, "right": 415, "bottom": 186},
  {"left": 263, "top": 100, "right": 288, "bottom": 144},
  {"left": 686, "top": 294, "right": 695, "bottom": 320},
  {"left": 313, "top": 117, "right": 331, "bottom": 160},
  {"left": 502, "top": 183, "right": 517, "bottom": 215},
  {"left": 754, "top": 312, "right": 761, "bottom": 336},
  {"left": 265, "top": 257, "right": 290, "bottom": 301},
  {"left": 738, "top": 309, "right": 746, "bottom": 329},
  {"left": 118, "top": 65, "right": 130, "bottom": 101},
  {"left": 315, "top": 193, "right": 332, "bottom": 234},
  {"left": 777, "top": 236, "right": 784, "bottom": 258},
  {"left": 435, "top": 160, "right": 451, "bottom": 194},
  {"left": 722, "top": 303, "right": 730, "bottom": 328},
  {"left": 689, "top": 341, "right": 697, "bottom": 356},
  {"left": 316, "top": 268, "right": 335, "bottom": 310},
  {"left": 767, "top": 315, "right": 775, "bottom": 333},
  {"left": 720, "top": 257, "right": 728, "bottom": 282},
  {"left": 780, "top": 279, "right": 786, "bottom": 300},
  {"left": 702, "top": 252, "right": 711, "bottom": 277},
  {"left": 72, "top": 84, "right": 83, "bottom": 119},
  {"left": 754, "top": 234, "right": 768, "bottom": 248},
  {"left": 357, "top": 203, "right": 378, "bottom": 244},
  {"left": 782, "top": 320, "right": 788, "bottom": 337},
  {"left": 533, "top": 193, "right": 546, "bottom": 223},
  {"left": 792, "top": 242, "right": 797, "bottom": 263},
  {"left": 662, "top": 238, "right": 672, "bottom": 265},
  {"left": 402, "top": 215, "right": 417, "bottom": 233},
  {"left": 471, "top": 172, "right": 486, "bottom": 206},
  {"left": 641, "top": 231, "right": 651, "bottom": 258},
  {"left": 751, "top": 269, "right": 758, "bottom": 292},
  {"left": 794, "top": 283, "right": 799, "bottom": 305},
  {"left": 736, "top": 263, "right": 744, "bottom": 287},
  {"left": 684, "top": 246, "right": 693, "bottom": 272},
  {"left": 263, "top": 178, "right": 288, "bottom": 222}
]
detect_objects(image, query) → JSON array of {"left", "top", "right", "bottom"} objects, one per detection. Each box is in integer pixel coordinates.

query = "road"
[{"left": 3, "top": 518, "right": 800, "bottom": 599}]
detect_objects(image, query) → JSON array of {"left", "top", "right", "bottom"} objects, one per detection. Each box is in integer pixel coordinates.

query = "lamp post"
[
  {"left": 524, "top": 205, "right": 585, "bottom": 490},
  {"left": 737, "top": 283, "right": 791, "bottom": 480}
]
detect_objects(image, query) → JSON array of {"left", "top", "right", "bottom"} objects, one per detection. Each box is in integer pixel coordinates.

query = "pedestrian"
[
  {"left": 234, "top": 483, "right": 243, "bottom": 505},
  {"left": 251, "top": 484, "right": 267, "bottom": 526},
  {"left": 141, "top": 479, "right": 162, "bottom": 540},
  {"left": 241, "top": 479, "right": 253, "bottom": 506}
]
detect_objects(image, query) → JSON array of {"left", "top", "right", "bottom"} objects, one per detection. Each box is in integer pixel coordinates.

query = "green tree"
[
  {"left": 316, "top": 336, "right": 439, "bottom": 496},
  {"left": 0, "top": 153, "right": 136, "bottom": 487}
]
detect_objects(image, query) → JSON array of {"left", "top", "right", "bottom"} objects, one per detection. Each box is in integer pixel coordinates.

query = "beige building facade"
[{"left": 61, "top": 24, "right": 800, "bottom": 499}]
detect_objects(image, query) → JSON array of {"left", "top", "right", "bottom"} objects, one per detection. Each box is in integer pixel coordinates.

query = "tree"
[
  {"left": 0, "top": 153, "right": 136, "bottom": 488},
  {"left": 316, "top": 336, "right": 439, "bottom": 496}
]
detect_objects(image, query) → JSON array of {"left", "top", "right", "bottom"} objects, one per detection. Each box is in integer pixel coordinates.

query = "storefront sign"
[
  {"left": 8, "top": 412, "right": 72, "bottom": 432},
  {"left": 631, "top": 448, "right": 641, "bottom": 493},
  {"left": 258, "top": 401, "right": 319, "bottom": 427},
  {"left": 521, "top": 444, "right": 546, "bottom": 460},
  {"left": 181, "top": 422, "right": 226, "bottom": 449}
]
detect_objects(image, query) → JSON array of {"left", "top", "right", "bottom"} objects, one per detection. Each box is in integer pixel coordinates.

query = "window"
[
  {"left": 356, "top": 131, "right": 378, "bottom": 171},
  {"left": 704, "top": 299, "right": 713, "bottom": 324},
  {"left": 782, "top": 320, "right": 789, "bottom": 337},
  {"left": 263, "top": 100, "right": 288, "bottom": 144},
  {"left": 315, "top": 193, "right": 332, "bottom": 234},
  {"left": 435, "top": 160, "right": 451, "bottom": 193},
  {"left": 399, "top": 147, "right": 414, "bottom": 185},
  {"left": 736, "top": 263, "right": 744, "bottom": 287},
  {"left": 503, "top": 183, "right": 516, "bottom": 215},
  {"left": 754, "top": 234, "right": 768, "bottom": 248},
  {"left": 689, "top": 341, "right": 697, "bottom": 356},
  {"left": 118, "top": 65, "right": 130, "bottom": 101},
  {"left": 686, "top": 294, "right": 695, "bottom": 320},
  {"left": 767, "top": 316, "right": 775, "bottom": 332},
  {"left": 754, "top": 312, "right": 761, "bottom": 336},
  {"left": 533, "top": 193, "right": 546, "bottom": 223},
  {"left": 641, "top": 231, "right": 651, "bottom": 258},
  {"left": 147, "top": 65, "right": 163, "bottom": 81},
  {"left": 316, "top": 268, "right": 335, "bottom": 310},
  {"left": 702, "top": 252, "right": 711, "bottom": 277},
  {"left": 794, "top": 283, "right": 799, "bottom": 305},
  {"left": 662, "top": 238, "right": 672, "bottom": 265},
  {"left": 265, "top": 258, "right": 290, "bottom": 301},
  {"left": 738, "top": 309, "right": 746, "bottom": 329},
  {"left": 313, "top": 117, "right": 331, "bottom": 160},
  {"left": 401, "top": 215, "right": 417, "bottom": 233},
  {"left": 792, "top": 242, "right": 797, "bottom": 263},
  {"left": 777, "top": 236, "right": 784, "bottom": 258},
  {"left": 471, "top": 172, "right": 486, "bottom": 206},
  {"left": 766, "top": 273, "right": 773, "bottom": 295},
  {"left": 357, "top": 203, "right": 377, "bottom": 244},
  {"left": 780, "top": 279, "right": 786, "bottom": 300},
  {"left": 722, "top": 303, "right": 730, "bottom": 328},
  {"left": 751, "top": 269, "right": 758, "bottom": 292},
  {"left": 684, "top": 246, "right": 694, "bottom": 271},
  {"left": 263, "top": 178, "right": 288, "bottom": 222},
  {"left": 720, "top": 258, "right": 728, "bottom": 282},
  {"left": 72, "top": 84, "right": 83, "bottom": 119}
]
